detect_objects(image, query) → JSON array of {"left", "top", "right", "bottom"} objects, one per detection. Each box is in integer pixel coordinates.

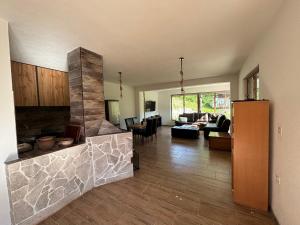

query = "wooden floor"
[{"left": 40, "top": 127, "right": 277, "bottom": 225}]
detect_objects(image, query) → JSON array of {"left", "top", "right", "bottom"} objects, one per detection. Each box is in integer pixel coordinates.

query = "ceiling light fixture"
[
  {"left": 179, "top": 57, "right": 185, "bottom": 94},
  {"left": 119, "top": 72, "right": 123, "bottom": 98}
]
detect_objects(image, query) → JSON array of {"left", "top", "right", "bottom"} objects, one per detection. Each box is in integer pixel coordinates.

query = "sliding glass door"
[
  {"left": 200, "top": 93, "right": 215, "bottom": 114},
  {"left": 215, "top": 92, "right": 230, "bottom": 117},
  {"left": 171, "top": 94, "right": 198, "bottom": 120},
  {"left": 184, "top": 94, "right": 198, "bottom": 113},
  {"left": 171, "top": 91, "right": 231, "bottom": 120},
  {"left": 200, "top": 92, "right": 230, "bottom": 118},
  {"left": 171, "top": 95, "right": 184, "bottom": 120}
]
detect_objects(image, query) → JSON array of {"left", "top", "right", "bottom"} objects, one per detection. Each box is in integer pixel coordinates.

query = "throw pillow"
[
  {"left": 179, "top": 117, "right": 188, "bottom": 122},
  {"left": 198, "top": 113, "right": 209, "bottom": 122}
]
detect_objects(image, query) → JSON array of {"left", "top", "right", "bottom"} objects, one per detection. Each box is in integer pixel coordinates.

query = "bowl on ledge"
[
  {"left": 17, "top": 143, "right": 32, "bottom": 153},
  {"left": 57, "top": 138, "right": 74, "bottom": 147},
  {"left": 37, "top": 136, "right": 56, "bottom": 150}
]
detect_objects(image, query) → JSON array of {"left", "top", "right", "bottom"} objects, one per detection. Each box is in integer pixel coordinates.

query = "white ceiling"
[{"left": 0, "top": 0, "right": 282, "bottom": 86}]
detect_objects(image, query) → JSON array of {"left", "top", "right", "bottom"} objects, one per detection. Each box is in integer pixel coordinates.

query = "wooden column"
[
  {"left": 143, "top": 91, "right": 146, "bottom": 120},
  {"left": 68, "top": 47, "right": 105, "bottom": 137},
  {"left": 214, "top": 93, "right": 216, "bottom": 113}
]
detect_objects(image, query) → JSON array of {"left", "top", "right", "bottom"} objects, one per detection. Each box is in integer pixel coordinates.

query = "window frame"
[
  {"left": 171, "top": 93, "right": 199, "bottom": 120},
  {"left": 171, "top": 91, "right": 230, "bottom": 121},
  {"left": 199, "top": 91, "right": 230, "bottom": 116},
  {"left": 170, "top": 94, "right": 184, "bottom": 121},
  {"left": 244, "top": 65, "right": 259, "bottom": 100}
]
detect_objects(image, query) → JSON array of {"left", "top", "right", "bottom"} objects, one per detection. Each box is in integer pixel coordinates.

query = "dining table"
[{"left": 131, "top": 123, "right": 146, "bottom": 130}]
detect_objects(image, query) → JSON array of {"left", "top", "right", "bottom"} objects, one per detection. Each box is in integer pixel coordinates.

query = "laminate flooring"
[{"left": 40, "top": 127, "right": 277, "bottom": 225}]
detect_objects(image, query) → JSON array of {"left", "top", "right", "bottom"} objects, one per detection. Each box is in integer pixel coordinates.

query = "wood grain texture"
[
  {"left": 81, "top": 48, "right": 105, "bottom": 137},
  {"left": 209, "top": 132, "right": 231, "bottom": 151},
  {"left": 67, "top": 47, "right": 105, "bottom": 137},
  {"left": 11, "top": 61, "right": 38, "bottom": 106},
  {"left": 232, "top": 101, "right": 269, "bottom": 211},
  {"left": 39, "top": 127, "right": 277, "bottom": 225},
  {"left": 37, "top": 67, "right": 70, "bottom": 106}
]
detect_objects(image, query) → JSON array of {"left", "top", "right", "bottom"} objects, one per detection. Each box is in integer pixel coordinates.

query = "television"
[{"left": 145, "top": 101, "right": 156, "bottom": 112}]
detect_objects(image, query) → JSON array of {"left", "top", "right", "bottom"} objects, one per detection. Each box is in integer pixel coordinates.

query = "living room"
[
  {"left": 134, "top": 82, "right": 231, "bottom": 142},
  {"left": 140, "top": 82, "right": 231, "bottom": 125},
  {"left": 1, "top": 0, "right": 300, "bottom": 225}
]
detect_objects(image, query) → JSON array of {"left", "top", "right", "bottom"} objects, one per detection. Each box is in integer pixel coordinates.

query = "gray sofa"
[{"left": 175, "top": 113, "right": 215, "bottom": 126}]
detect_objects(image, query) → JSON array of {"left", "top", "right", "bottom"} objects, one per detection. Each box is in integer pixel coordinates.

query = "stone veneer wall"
[{"left": 6, "top": 132, "right": 133, "bottom": 225}]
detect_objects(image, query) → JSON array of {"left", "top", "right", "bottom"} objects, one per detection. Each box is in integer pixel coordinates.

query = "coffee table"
[
  {"left": 171, "top": 125, "right": 199, "bottom": 139},
  {"left": 208, "top": 132, "right": 231, "bottom": 151}
]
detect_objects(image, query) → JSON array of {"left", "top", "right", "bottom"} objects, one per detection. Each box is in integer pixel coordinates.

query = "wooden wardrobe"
[{"left": 231, "top": 100, "right": 269, "bottom": 211}]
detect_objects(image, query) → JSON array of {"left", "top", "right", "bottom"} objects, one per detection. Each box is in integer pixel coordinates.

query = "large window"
[
  {"left": 171, "top": 94, "right": 198, "bottom": 120},
  {"left": 171, "top": 91, "right": 230, "bottom": 120},
  {"left": 199, "top": 92, "right": 230, "bottom": 118},
  {"left": 171, "top": 95, "right": 184, "bottom": 120},
  {"left": 184, "top": 94, "right": 198, "bottom": 113},
  {"left": 200, "top": 93, "right": 214, "bottom": 114}
]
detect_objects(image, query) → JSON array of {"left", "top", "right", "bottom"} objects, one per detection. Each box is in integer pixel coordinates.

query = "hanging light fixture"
[
  {"left": 179, "top": 57, "right": 185, "bottom": 94},
  {"left": 119, "top": 72, "right": 123, "bottom": 98}
]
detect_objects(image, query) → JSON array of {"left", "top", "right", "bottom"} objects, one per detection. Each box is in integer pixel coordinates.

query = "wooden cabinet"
[
  {"left": 37, "top": 67, "right": 70, "bottom": 106},
  {"left": 232, "top": 100, "right": 269, "bottom": 211},
  {"left": 11, "top": 61, "right": 39, "bottom": 106},
  {"left": 11, "top": 61, "right": 70, "bottom": 106}
]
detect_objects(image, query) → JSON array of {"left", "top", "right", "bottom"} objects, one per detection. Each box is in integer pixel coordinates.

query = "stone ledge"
[{"left": 6, "top": 132, "right": 133, "bottom": 225}]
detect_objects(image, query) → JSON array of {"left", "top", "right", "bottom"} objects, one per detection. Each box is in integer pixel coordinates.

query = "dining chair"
[
  {"left": 140, "top": 119, "right": 153, "bottom": 142},
  {"left": 133, "top": 117, "right": 139, "bottom": 124},
  {"left": 151, "top": 118, "right": 158, "bottom": 138},
  {"left": 125, "top": 118, "right": 134, "bottom": 131}
]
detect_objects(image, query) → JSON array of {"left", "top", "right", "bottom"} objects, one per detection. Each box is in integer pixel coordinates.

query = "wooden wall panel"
[
  {"left": 11, "top": 61, "right": 38, "bottom": 106},
  {"left": 68, "top": 47, "right": 105, "bottom": 137},
  {"left": 81, "top": 48, "right": 105, "bottom": 137},
  {"left": 37, "top": 67, "right": 70, "bottom": 106},
  {"left": 232, "top": 101, "right": 269, "bottom": 211},
  {"left": 67, "top": 48, "right": 85, "bottom": 135}
]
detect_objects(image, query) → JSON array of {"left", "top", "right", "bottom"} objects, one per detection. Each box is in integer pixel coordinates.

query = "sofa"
[
  {"left": 175, "top": 113, "right": 215, "bottom": 126},
  {"left": 203, "top": 114, "right": 231, "bottom": 139}
]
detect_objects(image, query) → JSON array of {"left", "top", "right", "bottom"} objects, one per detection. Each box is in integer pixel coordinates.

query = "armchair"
[{"left": 203, "top": 115, "right": 230, "bottom": 139}]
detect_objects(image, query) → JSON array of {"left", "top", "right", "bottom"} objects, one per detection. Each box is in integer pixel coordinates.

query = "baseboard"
[{"left": 270, "top": 207, "right": 280, "bottom": 225}]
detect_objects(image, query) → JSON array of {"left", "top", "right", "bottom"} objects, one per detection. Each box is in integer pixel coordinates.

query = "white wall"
[
  {"left": 157, "top": 83, "right": 230, "bottom": 125},
  {"left": 135, "top": 73, "right": 239, "bottom": 120},
  {"left": 104, "top": 81, "right": 136, "bottom": 130},
  {"left": 0, "top": 18, "right": 18, "bottom": 225},
  {"left": 238, "top": 1, "right": 300, "bottom": 224}
]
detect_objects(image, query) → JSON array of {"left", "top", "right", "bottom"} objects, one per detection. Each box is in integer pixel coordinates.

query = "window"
[
  {"left": 171, "top": 91, "right": 230, "bottom": 120},
  {"left": 171, "top": 94, "right": 198, "bottom": 120},
  {"left": 200, "top": 92, "right": 230, "bottom": 118},
  {"left": 200, "top": 93, "right": 214, "bottom": 114},
  {"left": 215, "top": 92, "right": 231, "bottom": 118},
  {"left": 184, "top": 94, "right": 198, "bottom": 113},
  {"left": 244, "top": 65, "right": 259, "bottom": 100},
  {"left": 171, "top": 95, "right": 184, "bottom": 120}
]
